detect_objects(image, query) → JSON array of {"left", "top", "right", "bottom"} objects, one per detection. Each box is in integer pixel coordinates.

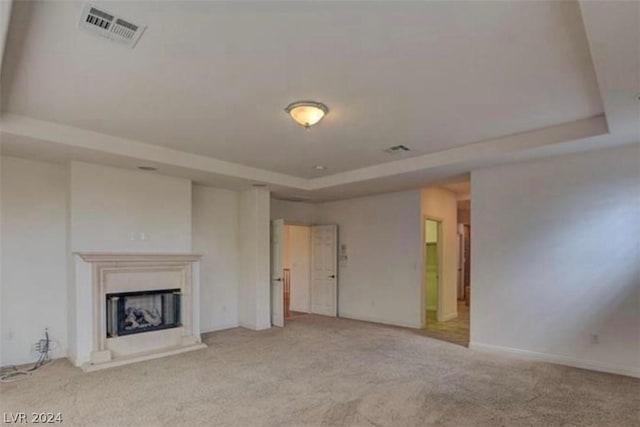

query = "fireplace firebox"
[{"left": 106, "top": 289, "right": 181, "bottom": 337}]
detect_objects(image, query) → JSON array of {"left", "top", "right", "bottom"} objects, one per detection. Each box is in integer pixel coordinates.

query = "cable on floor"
[{"left": 0, "top": 329, "right": 55, "bottom": 383}]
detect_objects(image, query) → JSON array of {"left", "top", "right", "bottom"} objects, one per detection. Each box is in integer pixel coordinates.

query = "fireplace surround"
[{"left": 71, "top": 253, "right": 206, "bottom": 371}]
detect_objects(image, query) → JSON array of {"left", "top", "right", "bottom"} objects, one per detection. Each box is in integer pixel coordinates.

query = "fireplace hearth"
[{"left": 106, "top": 289, "right": 181, "bottom": 337}]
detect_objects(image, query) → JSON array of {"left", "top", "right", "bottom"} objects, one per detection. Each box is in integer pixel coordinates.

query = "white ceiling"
[{"left": 0, "top": 0, "right": 638, "bottom": 201}]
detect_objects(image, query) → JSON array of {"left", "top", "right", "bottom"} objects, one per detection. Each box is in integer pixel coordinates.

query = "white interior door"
[
  {"left": 311, "top": 224, "right": 338, "bottom": 317},
  {"left": 271, "top": 219, "right": 285, "bottom": 327}
]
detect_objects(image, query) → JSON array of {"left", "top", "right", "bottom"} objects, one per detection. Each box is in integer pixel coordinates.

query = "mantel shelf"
[{"left": 74, "top": 252, "right": 203, "bottom": 263}]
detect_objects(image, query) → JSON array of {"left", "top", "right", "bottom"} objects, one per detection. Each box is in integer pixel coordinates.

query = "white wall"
[
  {"left": 70, "top": 162, "right": 192, "bottom": 253},
  {"left": 1, "top": 157, "right": 68, "bottom": 365},
  {"left": 285, "top": 225, "right": 311, "bottom": 313},
  {"left": 316, "top": 190, "right": 423, "bottom": 328},
  {"left": 270, "top": 199, "right": 315, "bottom": 224},
  {"left": 421, "top": 187, "right": 459, "bottom": 322},
  {"left": 470, "top": 144, "right": 640, "bottom": 377},
  {"left": 192, "top": 185, "right": 239, "bottom": 332},
  {"left": 237, "top": 188, "right": 271, "bottom": 330},
  {"left": 1, "top": 157, "right": 281, "bottom": 365}
]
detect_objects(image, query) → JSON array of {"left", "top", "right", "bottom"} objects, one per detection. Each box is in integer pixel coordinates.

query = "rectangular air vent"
[
  {"left": 79, "top": 4, "right": 146, "bottom": 48},
  {"left": 384, "top": 145, "right": 411, "bottom": 154}
]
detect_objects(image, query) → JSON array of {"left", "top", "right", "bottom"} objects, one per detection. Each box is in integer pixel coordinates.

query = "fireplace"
[
  {"left": 72, "top": 252, "right": 206, "bottom": 371},
  {"left": 106, "top": 289, "right": 181, "bottom": 337}
]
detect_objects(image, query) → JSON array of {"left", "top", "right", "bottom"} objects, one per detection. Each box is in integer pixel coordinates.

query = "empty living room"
[{"left": 1, "top": 1, "right": 639, "bottom": 426}]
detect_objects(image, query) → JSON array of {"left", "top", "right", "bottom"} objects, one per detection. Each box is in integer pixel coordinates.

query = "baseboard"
[
  {"left": 2, "top": 348, "right": 70, "bottom": 369},
  {"left": 469, "top": 341, "right": 640, "bottom": 378},
  {"left": 440, "top": 311, "right": 458, "bottom": 322},
  {"left": 338, "top": 312, "right": 421, "bottom": 329},
  {"left": 201, "top": 322, "right": 240, "bottom": 334},
  {"left": 238, "top": 322, "right": 271, "bottom": 331}
]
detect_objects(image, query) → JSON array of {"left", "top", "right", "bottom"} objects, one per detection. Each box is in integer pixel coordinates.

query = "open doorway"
[
  {"left": 424, "top": 218, "right": 442, "bottom": 323},
  {"left": 271, "top": 220, "right": 311, "bottom": 327},
  {"left": 271, "top": 220, "right": 338, "bottom": 327},
  {"left": 420, "top": 182, "right": 471, "bottom": 347},
  {"left": 283, "top": 224, "right": 311, "bottom": 318}
]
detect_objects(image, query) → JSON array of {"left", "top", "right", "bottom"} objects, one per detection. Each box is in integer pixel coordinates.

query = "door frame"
[{"left": 421, "top": 215, "right": 444, "bottom": 327}]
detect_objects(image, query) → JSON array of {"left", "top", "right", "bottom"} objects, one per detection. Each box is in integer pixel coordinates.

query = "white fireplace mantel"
[
  {"left": 76, "top": 252, "right": 203, "bottom": 263},
  {"left": 71, "top": 252, "right": 206, "bottom": 371}
]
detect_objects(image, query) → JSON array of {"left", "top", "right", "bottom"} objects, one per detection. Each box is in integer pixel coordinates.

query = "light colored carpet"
[{"left": 1, "top": 315, "right": 638, "bottom": 426}]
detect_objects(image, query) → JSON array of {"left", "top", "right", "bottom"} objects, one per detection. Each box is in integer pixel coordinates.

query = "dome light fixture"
[{"left": 285, "top": 101, "right": 329, "bottom": 130}]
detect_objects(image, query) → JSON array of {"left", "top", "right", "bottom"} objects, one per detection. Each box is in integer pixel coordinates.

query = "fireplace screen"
[{"left": 106, "top": 289, "right": 181, "bottom": 337}]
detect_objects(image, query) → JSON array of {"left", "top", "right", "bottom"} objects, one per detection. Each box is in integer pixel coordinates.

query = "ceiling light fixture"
[
  {"left": 285, "top": 101, "right": 329, "bottom": 130},
  {"left": 313, "top": 165, "right": 327, "bottom": 171}
]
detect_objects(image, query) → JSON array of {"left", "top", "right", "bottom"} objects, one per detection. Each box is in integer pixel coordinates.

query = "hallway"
[{"left": 422, "top": 301, "right": 470, "bottom": 347}]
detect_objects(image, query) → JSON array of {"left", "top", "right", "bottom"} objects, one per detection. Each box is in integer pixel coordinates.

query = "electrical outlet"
[{"left": 591, "top": 334, "right": 599, "bottom": 344}]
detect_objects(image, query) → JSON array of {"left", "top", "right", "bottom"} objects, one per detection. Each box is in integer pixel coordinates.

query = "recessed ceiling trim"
[
  {"left": 0, "top": 114, "right": 608, "bottom": 194},
  {"left": 307, "top": 115, "right": 609, "bottom": 190},
  {"left": 0, "top": 114, "right": 308, "bottom": 189}
]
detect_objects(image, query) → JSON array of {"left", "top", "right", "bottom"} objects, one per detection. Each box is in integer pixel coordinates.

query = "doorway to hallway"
[
  {"left": 271, "top": 220, "right": 338, "bottom": 327},
  {"left": 420, "top": 183, "right": 472, "bottom": 347},
  {"left": 422, "top": 301, "right": 469, "bottom": 346},
  {"left": 424, "top": 218, "right": 441, "bottom": 323}
]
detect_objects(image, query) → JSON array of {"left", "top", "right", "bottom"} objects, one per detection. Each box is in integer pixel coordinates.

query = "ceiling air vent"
[
  {"left": 79, "top": 4, "right": 146, "bottom": 48},
  {"left": 384, "top": 145, "right": 411, "bottom": 154}
]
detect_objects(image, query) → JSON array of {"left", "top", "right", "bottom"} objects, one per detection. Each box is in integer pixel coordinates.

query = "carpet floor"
[{"left": 1, "top": 315, "right": 638, "bottom": 426}]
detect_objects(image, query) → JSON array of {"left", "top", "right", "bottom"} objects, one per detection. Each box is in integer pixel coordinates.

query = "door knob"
[
  {"left": 274, "top": 278, "right": 283, "bottom": 282},
  {"left": 329, "top": 274, "right": 336, "bottom": 278}
]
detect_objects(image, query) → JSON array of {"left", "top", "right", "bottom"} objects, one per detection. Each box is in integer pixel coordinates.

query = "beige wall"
[
  {"left": 1, "top": 157, "right": 68, "bottom": 365},
  {"left": 1, "top": 157, "right": 247, "bottom": 364},
  {"left": 421, "top": 187, "right": 458, "bottom": 322},
  {"left": 471, "top": 144, "right": 640, "bottom": 377},
  {"left": 70, "top": 162, "right": 192, "bottom": 253},
  {"left": 237, "top": 188, "right": 271, "bottom": 330},
  {"left": 315, "top": 190, "right": 423, "bottom": 328},
  {"left": 271, "top": 199, "right": 315, "bottom": 224},
  {"left": 192, "top": 185, "right": 240, "bottom": 332}
]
